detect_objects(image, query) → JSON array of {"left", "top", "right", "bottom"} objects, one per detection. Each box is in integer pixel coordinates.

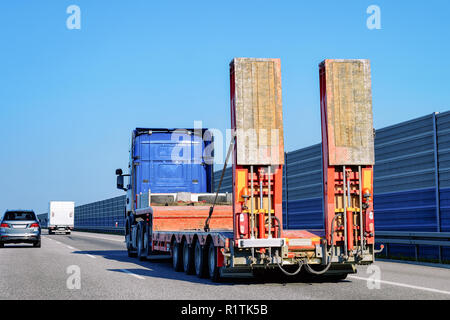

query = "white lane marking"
[
  {"left": 71, "top": 233, "right": 124, "bottom": 243},
  {"left": 44, "top": 236, "right": 96, "bottom": 259},
  {"left": 120, "top": 269, "right": 145, "bottom": 280},
  {"left": 348, "top": 275, "right": 450, "bottom": 296},
  {"left": 45, "top": 238, "right": 78, "bottom": 251}
]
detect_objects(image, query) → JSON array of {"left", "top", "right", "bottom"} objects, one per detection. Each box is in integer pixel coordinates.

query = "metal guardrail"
[
  {"left": 73, "top": 227, "right": 125, "bottom": 235},
  {"left": 375, "top": 231, "right": 450, "bottom": 263},
  {"left": 376, "top": 231, "right": 450, "bottom": 246}
]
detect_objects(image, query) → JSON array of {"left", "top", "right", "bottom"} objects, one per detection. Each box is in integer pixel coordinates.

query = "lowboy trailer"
[{"left": 115, "top": 58, "right": 379, "bottom": 282}]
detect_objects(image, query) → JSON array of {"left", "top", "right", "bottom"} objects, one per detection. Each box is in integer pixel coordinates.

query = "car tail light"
[
  {"left": 0, "top": 223, "right": 9, "bottom": 228},
  {"left": 30, "top": 223, "right": 39, "bottom": 228}
]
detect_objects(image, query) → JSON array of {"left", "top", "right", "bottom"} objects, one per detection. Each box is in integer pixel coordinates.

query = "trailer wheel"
[
  {"left": 171, "top": 242, "right": 183, "bottom": 272},
  {"left": 137, "top": 222, "right": 146, "bottom": 261},
  {"left": 207, "top": 242, "right": 221, "bottom": 282},
  {"left": 194, "top": 241, "right": 207, "bottom": 278},
  {"left": 183, "top": 241, "right": 195, "bottom": 275},
  {"left": 325, "top": 273, "right": 349, "bottom": 281}
]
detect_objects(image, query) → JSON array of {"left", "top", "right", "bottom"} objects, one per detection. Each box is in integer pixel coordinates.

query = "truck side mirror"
[
  {"left": 116, "top": 168, "right": 127, "bottom": 191},
  {"left": 117, "top": 175, "right": 126, "bottom": 191}
]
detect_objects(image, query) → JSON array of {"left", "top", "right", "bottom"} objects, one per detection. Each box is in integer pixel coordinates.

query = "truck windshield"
[{"left": 3, "top": 212, "right": 36, "bottom": 221}]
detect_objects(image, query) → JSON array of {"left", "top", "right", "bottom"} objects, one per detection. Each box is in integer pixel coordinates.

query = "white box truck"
[{"left": 48, "top": 201, "right": 74, "bottom": 235}]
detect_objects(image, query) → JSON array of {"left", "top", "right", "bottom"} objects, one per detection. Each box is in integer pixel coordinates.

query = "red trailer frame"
[{"left": 119, "top": 58, "right": 376, "bottom": 282}]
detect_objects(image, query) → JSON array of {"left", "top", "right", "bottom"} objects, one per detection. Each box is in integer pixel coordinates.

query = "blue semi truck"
[{"left": 116, "top": 128, "right": 236, "bottom": 278}]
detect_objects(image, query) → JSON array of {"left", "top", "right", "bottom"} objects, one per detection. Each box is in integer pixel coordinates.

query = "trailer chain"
[
  {"left": 204, "top": 133, "right": 236, "bottom": 232},
  {"left": 303, "top": 214, "right": 340, "bottom": 275},
  {"left": 275, "top": 250, "right": 304, "bottom": 276}
]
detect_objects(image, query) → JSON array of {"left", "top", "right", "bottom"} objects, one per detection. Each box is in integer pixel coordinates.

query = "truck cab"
[{"left": 116, "top": 128, "right": 215, "bottom": 216}]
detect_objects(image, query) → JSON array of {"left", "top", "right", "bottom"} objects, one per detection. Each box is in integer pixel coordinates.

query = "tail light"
[
  {"left": 0, "top": 223, "right": 9, "bottom": 228},
  {"left": 30, "top": 223, "right": 39, "bottom": 228},
  {"left": 238, "top": 212, "right": 248, "bottom": 237},
  {"left": 365, "top": 210, "right": 374, "bottom": 235}
]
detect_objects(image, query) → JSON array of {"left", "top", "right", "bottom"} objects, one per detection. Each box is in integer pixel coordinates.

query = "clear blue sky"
[{"left": 0, "top": 1, "right": 449, "bottom": 215}]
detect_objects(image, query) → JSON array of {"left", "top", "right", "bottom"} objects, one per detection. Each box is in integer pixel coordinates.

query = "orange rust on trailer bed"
[{"left": 152, "top": 205, "right": 233, "bottom": 231}]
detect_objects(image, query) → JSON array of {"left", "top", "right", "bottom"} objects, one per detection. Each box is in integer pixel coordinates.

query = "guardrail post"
[
  {"left": 432, "top": 112, "right": 442, "bottom": 263},
  {"left": 414, "top": 245, "right": 419, "bottom": 261},
  {"left": 283, "top": 151, "right": 289, "bottom": 229}
]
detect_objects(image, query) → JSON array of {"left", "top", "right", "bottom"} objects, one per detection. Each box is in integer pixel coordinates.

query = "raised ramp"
[
  {"left": 320, "top": 59, "right": 374, "bottom": 165},
  {"left": 230, "top": 58, "right": 284, "bottom": 165}
]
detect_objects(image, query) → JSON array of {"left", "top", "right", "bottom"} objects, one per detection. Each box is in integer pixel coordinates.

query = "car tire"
[
  {"left": 0, "top": 243, "right": 4, "bottom": 248},
  {"left": 33, "top": 240, "right": 41, "bottom": 248}
]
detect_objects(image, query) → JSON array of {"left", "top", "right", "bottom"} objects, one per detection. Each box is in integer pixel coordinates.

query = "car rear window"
[{"left": 3, "top": 212, "right": 36, "bottom": 221}]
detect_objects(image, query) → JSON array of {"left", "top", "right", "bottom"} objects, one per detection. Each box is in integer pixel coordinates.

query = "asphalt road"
[{"left": 0, "top": 230, "right": 449, "bottom": 300}]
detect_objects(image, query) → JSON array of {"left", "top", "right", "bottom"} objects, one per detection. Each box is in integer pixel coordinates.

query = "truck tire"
[
  {"left": 207, "top": 242, "right": 221, "bottom": 282},
  {"left": 137, "top": 222, "right": 146, "bottom": 261},
  {"left": 172, "top": 242, "right": 183, "bottom": 272},
  {"left": 194, "top": 241, "right": 207, "bottom": 278},
  {"left": 183, "top": 241, "right": 195, "bottom": 275},
  {"left": 126, "top": 219, "right": 137, "bottom": 258},
  {"left": 143, "top": 222, "right": 152, "bottom": 257}
]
